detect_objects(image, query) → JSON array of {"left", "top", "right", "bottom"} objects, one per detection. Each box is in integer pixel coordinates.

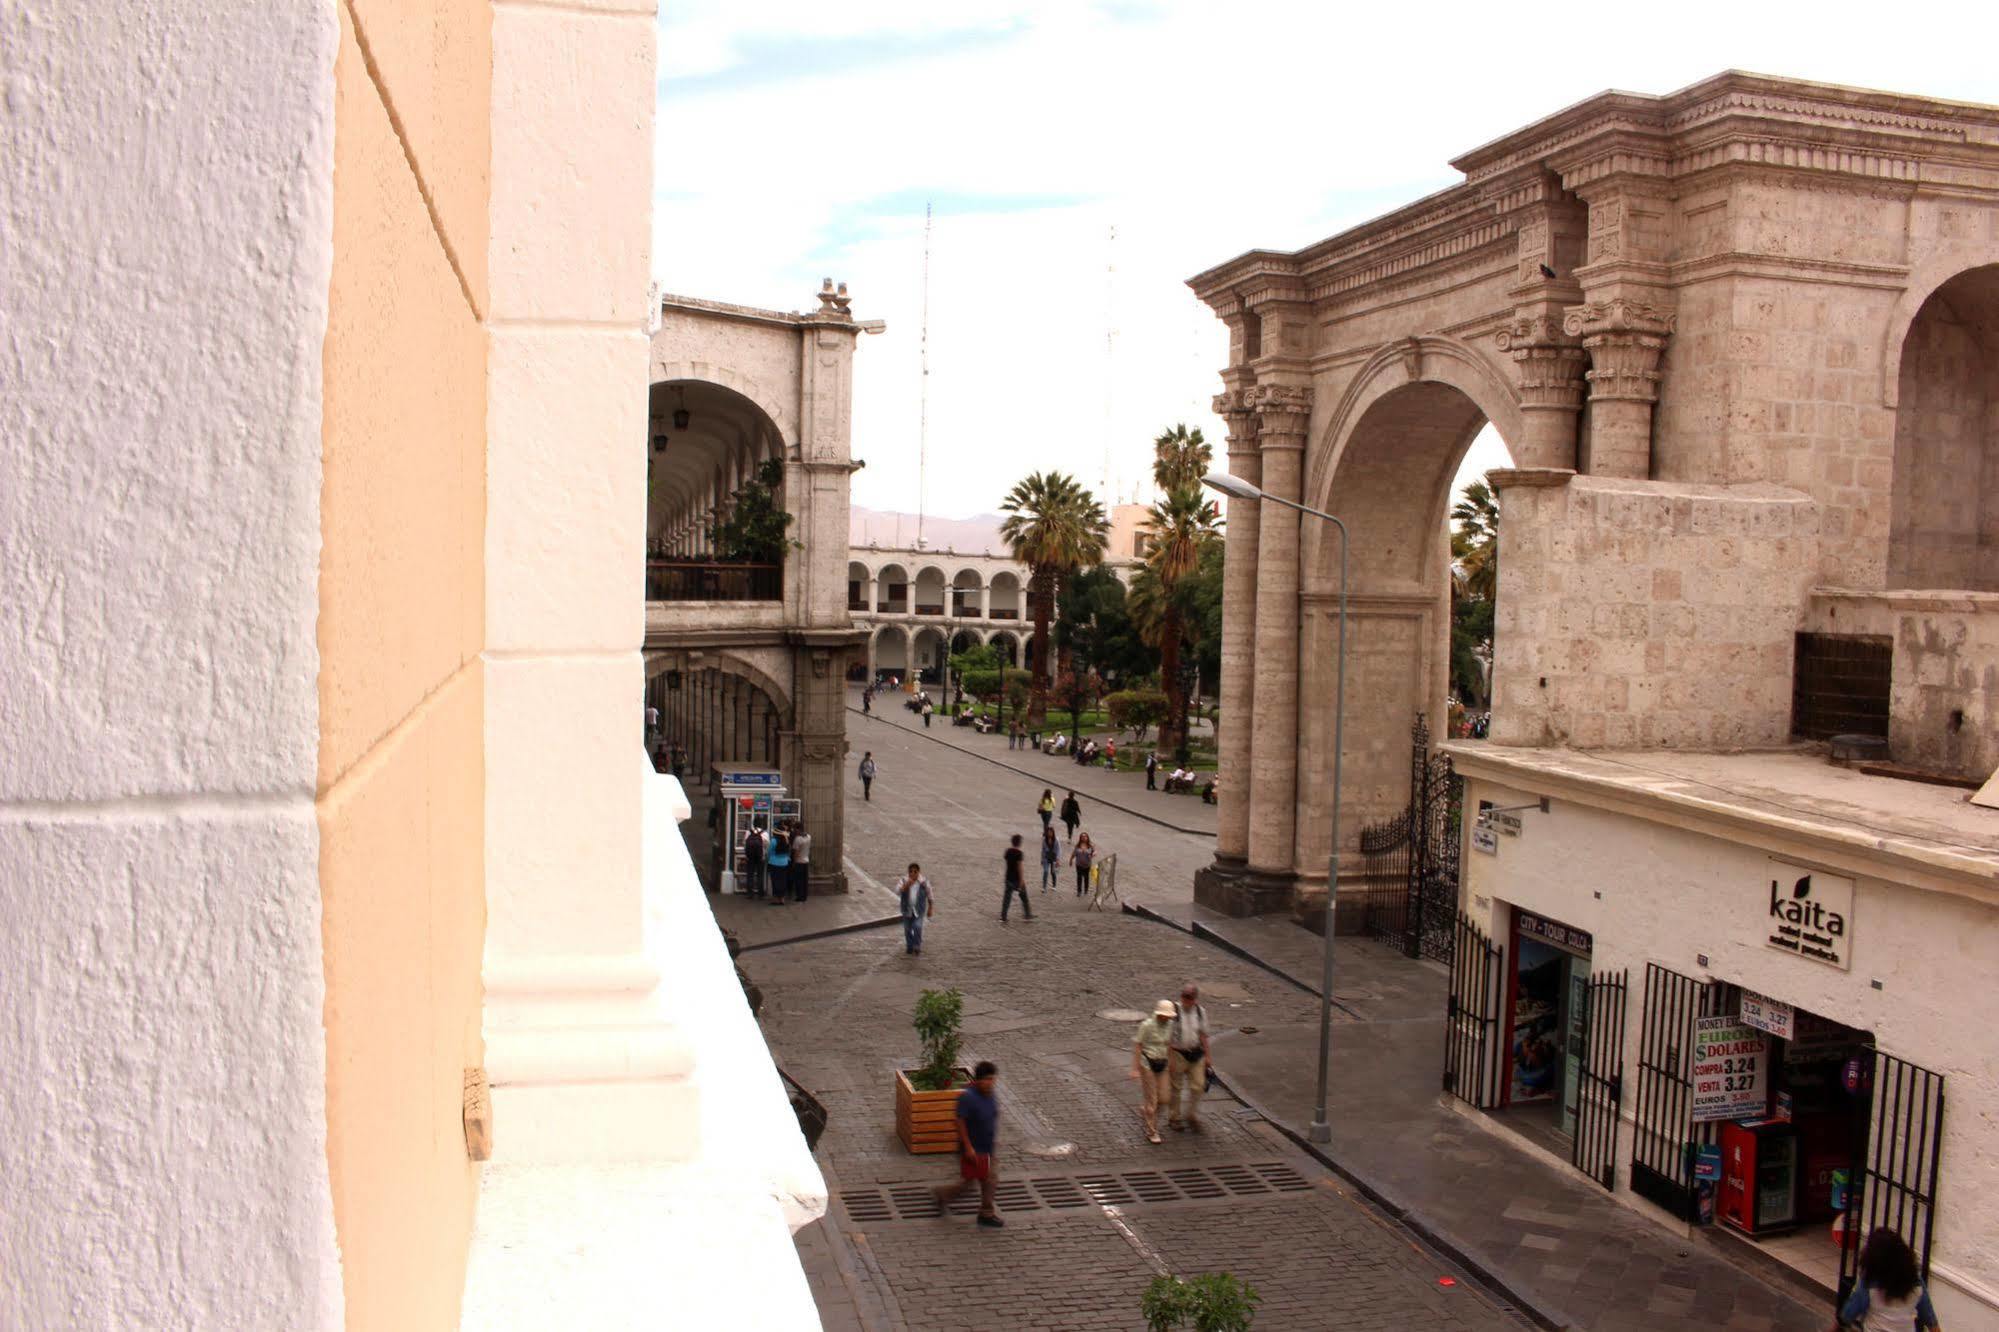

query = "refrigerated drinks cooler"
[{"left": 1718, "top": 1119, "right": 1798, "bottom": 1235}]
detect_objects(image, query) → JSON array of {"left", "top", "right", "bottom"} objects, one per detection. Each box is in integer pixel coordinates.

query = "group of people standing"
[{"left": 738, "top": 820, "right": 812, "bottom": 903}]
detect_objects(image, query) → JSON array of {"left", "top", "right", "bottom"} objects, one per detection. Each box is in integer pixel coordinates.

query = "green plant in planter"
[
  {"left": 909, "top": 987, "right": 964, "bottom": 1092},
  {"left": 710, "top": 459, "right": 800, "bottom": 564},
  {"left": 1140, "top": 1273, "right": 1260, "bottom": 1332}
]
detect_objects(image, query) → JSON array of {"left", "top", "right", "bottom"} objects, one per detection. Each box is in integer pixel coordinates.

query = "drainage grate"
[{"left": 838, "top": 1159, "right": 1315, "bottom": 1224}]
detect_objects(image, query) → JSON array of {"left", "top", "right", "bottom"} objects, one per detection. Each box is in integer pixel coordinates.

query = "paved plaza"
[{"left": 699, "top": 690, "right": 1834, "bottom": 1330}]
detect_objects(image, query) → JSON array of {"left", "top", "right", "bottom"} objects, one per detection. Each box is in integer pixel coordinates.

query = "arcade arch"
[
  {"left": 910, "top": 626, "right": 948, "bottom": 683},
  {"left": 643, "top": 657, "right": 789, "bottom": 777},
  {"left": 912, "top": 566, "right": 947, "bottom": 617},
  {"left": 872, "top": 624, "right": 909, "bottom": 681},
  {"left": 847, "top": 560, "right": 871, "bottom": 611},
  {"left": 646, "top": 379, "right": 785, "bottom": 569},
  {"left": 875, "top": 563, "right": 910, "bottom": 613},
  {"left": 1888, "top": 263, "right": 1999, "bottom": 591},
  {"left": 989, "top": 631, "right": 1021, "bottom": 667},
  {"left": 988, "top": 571, "right": 1022, "bottom": 621},
  {"left": 951, "top": 569, "right": 983, "bottom": 618}
]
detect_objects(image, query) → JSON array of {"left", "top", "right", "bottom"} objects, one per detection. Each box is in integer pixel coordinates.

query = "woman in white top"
[{"left": 1839, "top": 1228, "right": 1942, "bottom": 1331}]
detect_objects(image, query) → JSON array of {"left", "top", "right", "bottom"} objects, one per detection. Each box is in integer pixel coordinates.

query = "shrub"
[
  {"left": 909, "top": 988, "right": 964, "bottom": 1092},
  {"left": 1106, "top": 689, "right": 1170, "bottom": 741},
  {"left": 1140, "top": 1273, "right": 1260, "bottom": 1332}
]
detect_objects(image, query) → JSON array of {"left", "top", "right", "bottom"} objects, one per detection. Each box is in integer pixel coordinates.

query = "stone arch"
[
  {"left": 871, "top": 623, "right": 909, "bottom": 678},
  {"left": 650, "top": 359, "right": 794, "bottom": 446},
  {"left": 910, "top": 625, "right": 948, "bottom": 682},
  {"left": 847, "top": 559, "right": 871, "bottom": 611},
  {"left": 642, "top": 653, "right": 792, "bottom": 775},
  {"left": 912, "top": 565, "right": 948, "bottom": 616},
  {"left": 1879, "top": 253, "right": 1999, "bottom": 409},
  {"left": 1887, "top": 262, "right": 1999, "bottom": 590},
  {"left": 987, "top": 570, "right": 1023, "bottom": 622},
  {"left": 874, "top": 563, "right": 910, "bottom": 613},
  {"left": 988, "top": 630, "right": 1022, "bottom": 666},
  {"left": 1293, "top": 371, "right": 1519, "bottom": 872},
  {"left": 1305, "top": 333, "right": 1524, "bottom": 516}
]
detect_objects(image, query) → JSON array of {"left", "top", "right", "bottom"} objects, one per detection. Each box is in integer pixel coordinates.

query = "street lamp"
[{"left": 1202, "top": 471, "right": 1349, "bottom": 1146}]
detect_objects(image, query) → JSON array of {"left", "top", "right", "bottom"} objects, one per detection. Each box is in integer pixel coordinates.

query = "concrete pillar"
[
  {"left": 1566, "top": 297, "right": 1674, "bottom": 480},
  {"left": 1245, "top": 383, "right": 1310, "bottom": 886},
  {"left": 1212, "top": 391, "right": 1260, "bottom": 866},
  {"left": 978, "top": 581, "right": 989, "bottom": 620},
  {"left": 867, "top": 576, "right": 879, "bottom": 612},
  {"left": 1495, "top": 310, "right": 1586, "bottom": 471},
  {"left": 719, "top": 675, "right": 739, "bottom": 763}
]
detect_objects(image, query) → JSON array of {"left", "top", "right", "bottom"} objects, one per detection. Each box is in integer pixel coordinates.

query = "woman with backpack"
[
  {"left": 1839, "top": 1228, "right": 1942, "bottom": 1330},
  {"left": 1059, "top": 791, "right": 1082, "bottom": 843}
]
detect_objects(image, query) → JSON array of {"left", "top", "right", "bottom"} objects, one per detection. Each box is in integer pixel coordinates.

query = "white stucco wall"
[
  {"left": 0, "top": 2, "right": 342, "bottom": 1326},
  {"left": 1459, "top": 774, "right": 1999, "bottom": 1327}
]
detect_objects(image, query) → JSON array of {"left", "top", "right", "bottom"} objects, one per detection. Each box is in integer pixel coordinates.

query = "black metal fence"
[
  {"left": 1572, "top": 969, "right": 1629, "bottom": 1191},
  {"left": 1838, "top": 1050, "right": 1946, "bottom": 1300},
  {"left": 1355, "top": 810, "right": 1413, "bottom": 943},
  {"left": 1628, "top": 962, "right": 1722, "bottom": 1221},
  {"left": 646, "top": 559, "right": 782, "bottom": 602},
  {"left": 1443, "top": 912, "right": 1505, "bottom": 1109},
  {"left": 1355, "top": 715, "right": 1462, "bottom": 960}
]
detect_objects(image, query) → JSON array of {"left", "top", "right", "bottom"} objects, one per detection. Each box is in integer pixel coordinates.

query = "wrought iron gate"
[
  {"left": 1628, "top": 963, "right": 1722, "bottom": 1221},
  {"left": 1405, "top": 715, "right": 1462, "bottom": 963},
  {"left": 1442, "top": 913, "right": 1505, "bottom": 1109},
  {"left": 1837, "top": 1050, "right": 1946, "bottom": 1304},
  {"left": 1356, "top": 810, "right": 1412, "bottom": 945},
  {"left": 1571, "top": 969, "right": 1629, "bottom": 1191}
]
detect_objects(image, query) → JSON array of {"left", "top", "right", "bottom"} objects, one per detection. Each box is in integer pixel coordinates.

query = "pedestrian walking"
[
  {"left": 1840, "top": 1228, "right": 1941, "bottom": 1330},
  {"left": 896, "top": 862, "right": 934, "bottom": 955},
  {"left": 1131, "top": 1001, "right": 1175, "bottom": 1144},
  {"left": 862, "top": 687, "right": 872, "bottom": 716},
  {"left": 790, "top": 822, "right": 812, "bottom": 902},
  {"left": 765, "top": 824, "right": 791, "bottom": 906},
  {"left": 1037, "top": 789, "right": 1054, "bottom": 831},
  {"left": 859, "top": 751, "right": 877, "bottom": 802},
  {"left": 742, "top": 822, "right": 767, "bottom": 898},
  {"left": 931, "top": 1061, "right": 1003, "bottom": 1227},
  {"left": 1059, "top": 791, "right": 1082, "bottom": 843},
  {"left": 1038, "top": 825, "right": 1060, "bottom": 892},
  {"left": 1166, "top": 985, "right": 1212, "bottom": 1133},
  {"left": 1105, "top": 738, "right": 1117, "bottom": 769},
  {"left": 1000, "top": 833, "right": 1033, "bottom": 922},
  {"left": 1144, "top": 751, "right": 1158, "bottom": 791},
  {"left": 1070, "top": 832, "right": 1096, "bottom": 897},
  {"left": 922, "top": 697, "right": 933, "bottom": 728}
]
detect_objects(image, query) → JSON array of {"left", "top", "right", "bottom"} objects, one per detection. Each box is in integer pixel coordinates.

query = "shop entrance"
[
  {"left": 1628, "top": 971, "right": 1946, "bottom": 1307},
  {"left": 1500, "top": 909, "right": 1595, "bottom": 1139}
]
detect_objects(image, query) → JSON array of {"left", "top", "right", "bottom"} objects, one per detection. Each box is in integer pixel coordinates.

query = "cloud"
[{"left": 654, "top": 0, "right": 1991, "bottom": 518}]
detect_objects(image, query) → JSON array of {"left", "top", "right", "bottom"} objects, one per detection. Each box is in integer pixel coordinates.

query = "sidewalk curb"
[
  {"left": 735, "top": 915, "right": 903, "bottom": 953},
  {"left": 847, "top": 705, "right": 1214, "bottom": 837},
  {"left": 1124, "top": 898, "right": 1568, "bottom": 1331}
]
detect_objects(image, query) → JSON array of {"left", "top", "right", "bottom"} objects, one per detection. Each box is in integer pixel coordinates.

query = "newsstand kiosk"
[{"left": 712, "top": 765, "right": 788, "bottom": 894}]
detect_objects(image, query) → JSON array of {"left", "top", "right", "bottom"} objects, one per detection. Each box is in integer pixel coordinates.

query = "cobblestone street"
[
  {"left": 711, "top": 692, "right": 1833, "bottom": 1331},
  {"left": 719, "top": 698, "right": 1523, "bottom": 1330}
]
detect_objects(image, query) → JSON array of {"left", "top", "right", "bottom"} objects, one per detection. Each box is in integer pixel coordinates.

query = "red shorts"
[{"left": 960, "top": 1152, "right": 992, "bottom": 1182}]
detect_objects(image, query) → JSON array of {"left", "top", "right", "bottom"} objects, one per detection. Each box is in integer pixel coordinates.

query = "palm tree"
[
  {"left": 1141, "top": 458, "right": 1219, "bottom": 759},
  {"left": 1450, "top": 478, "right": 1499, "bottom": 603},
  {"left": 1151, "top": 424, "right": 1212, "bottom": 494},
  {"left": 1000, "top": 471, "right": 1109, "bottom": 727}
]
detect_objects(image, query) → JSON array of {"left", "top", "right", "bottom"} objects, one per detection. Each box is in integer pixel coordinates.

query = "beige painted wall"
[{"left": 318, "top": 2, "right": 490, "bottom": 1327}]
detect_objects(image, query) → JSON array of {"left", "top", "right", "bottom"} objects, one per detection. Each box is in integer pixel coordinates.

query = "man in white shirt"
[{"left": 1166, "top": 984, "right": 1212, "bottom": 1132}]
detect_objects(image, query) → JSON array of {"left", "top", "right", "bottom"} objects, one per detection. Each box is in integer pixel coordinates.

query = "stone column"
[
  {"left": 719, "top": 675, "right": 739, "bottom": 762},
  {"left": 792, "top": 638, "right": 850, "bottom": 894},
  {"left": 1565, "top": 298, "right": 1674, "bottom": 479},
  {"left": 977, "top": 581, "right": 989, "bottom": 620},
  {"left": 1494, "top": 314, "right": 1587, "bottom": 471},
  {"left": 867, "top": 575, "right": 879, "bottom": 612},
  {"left": 1245, "top": 383, "right": 1311, "bottom": 890},
  {"left": 1212, "top": 388, "right": 1260, "bottom": 867}
]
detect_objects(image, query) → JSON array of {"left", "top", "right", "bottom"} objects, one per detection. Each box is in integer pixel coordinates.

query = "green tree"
[
  {"left": 1151, "top": 423, "right": 1212, "bottom": 494},
  {"left": 950, "top": 642, "right": 1003, "bottom": 678},
  {"left": 1105, "top": 689, "right": 1169, "bottom": 742},
  {"left": 1055, "top": 565, "right": 1148, "bottom": 689},
  {"left": 1449, "top": 478, "right": 1500, "bottom": 708},
  {"left": 1140, "top": 433, "right": 1219, "bottom": 758},
  {"left": 709, "top": 459, "right": 797, "bottom": 564},
  {"left": 999, "top": 472, "right": 1110, "bottom": 728}
]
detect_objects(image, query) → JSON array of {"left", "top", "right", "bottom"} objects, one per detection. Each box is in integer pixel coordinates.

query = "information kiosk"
[{"left": 711, "top": 765, "right": 787, "bottom": 893}]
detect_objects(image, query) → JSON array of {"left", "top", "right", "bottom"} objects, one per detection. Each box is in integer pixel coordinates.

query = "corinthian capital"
[
  {"left": 1248, "top": 382, "right": 1312, "bottom": 443},
  {"left": 1562, "top": 298, "right": 1676, "bottom": 340}
]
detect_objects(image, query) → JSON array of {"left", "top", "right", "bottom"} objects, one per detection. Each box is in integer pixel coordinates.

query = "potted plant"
[
  {"left": 895, "top": 987, "right": 968, "bottom": 1153},
  {"left": 1140, "top": 1273, "right": 1261, "bottom": 1332}
]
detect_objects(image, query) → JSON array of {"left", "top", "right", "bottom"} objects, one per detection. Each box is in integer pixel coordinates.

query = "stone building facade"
[
  {"left": 1189, "top": 72, "right": 1999, "bottom": 916},
  {"left": 644, "top": 291, "right": 876, "bottom": 894}
]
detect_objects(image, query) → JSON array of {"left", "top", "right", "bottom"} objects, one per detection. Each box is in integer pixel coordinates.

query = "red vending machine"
[{"left": 1719, "top": 1119, "right": 1799, "bottom": 1235}]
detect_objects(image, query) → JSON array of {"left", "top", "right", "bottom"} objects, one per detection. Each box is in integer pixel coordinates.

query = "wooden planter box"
[{"left": 895, "top": 1068, "right": 969, "bottom": 1154}]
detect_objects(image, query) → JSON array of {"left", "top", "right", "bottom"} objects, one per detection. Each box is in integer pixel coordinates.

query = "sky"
[{"left": 652, "top": 1, "right": 1991, "bottom": 521}]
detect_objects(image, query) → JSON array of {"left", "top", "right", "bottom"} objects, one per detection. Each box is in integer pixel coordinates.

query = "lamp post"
[{"left": 1202, "top": 471, "right": 1348, "bottom": 1146}]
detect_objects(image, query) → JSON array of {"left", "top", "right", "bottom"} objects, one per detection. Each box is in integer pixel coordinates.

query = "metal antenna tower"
[
  {"left": 917, "top": 201, "right": 932, "bottom": 550},
  {"left": 1103, "top": 222, "right": 1117, "bottom": 499}
]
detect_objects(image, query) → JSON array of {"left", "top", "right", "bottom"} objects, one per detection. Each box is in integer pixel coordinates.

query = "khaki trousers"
[{"left": 1168, "top": 1049, "right": 1207, "bottom": 1126}]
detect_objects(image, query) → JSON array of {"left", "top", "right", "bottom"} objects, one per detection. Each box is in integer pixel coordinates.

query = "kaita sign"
[{"left": 1764, "top": 861, "right": 1853, "bottom": 971}]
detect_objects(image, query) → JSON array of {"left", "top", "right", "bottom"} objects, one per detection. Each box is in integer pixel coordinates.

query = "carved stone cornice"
[
  {"left": 1565, "top": 299, "right": 1675, "bottom": 404},
  {"left": 1248, "top": 383, "right": 1311, "bottom": 443},
  {"left": 1212, "top": 388, "right": 1259, "bottom": 447}
]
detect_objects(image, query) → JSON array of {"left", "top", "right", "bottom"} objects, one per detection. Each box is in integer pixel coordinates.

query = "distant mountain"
[{"left": 849, "top": 507, "right": 1009, "bottom": 555}]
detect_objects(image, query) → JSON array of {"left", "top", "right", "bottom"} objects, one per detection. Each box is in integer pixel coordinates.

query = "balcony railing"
[
  {"left": 914, "top": 603, "right": 945, "bottom": 616},
  {"left": 646, "top": 560, "right": 782, "bottom": 602},
  {"left": 848, "top": 599, "right": 870, "bottom": 611},
  {"left": 989, "top": 608, "right": 1020, "bottom": 620}
]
